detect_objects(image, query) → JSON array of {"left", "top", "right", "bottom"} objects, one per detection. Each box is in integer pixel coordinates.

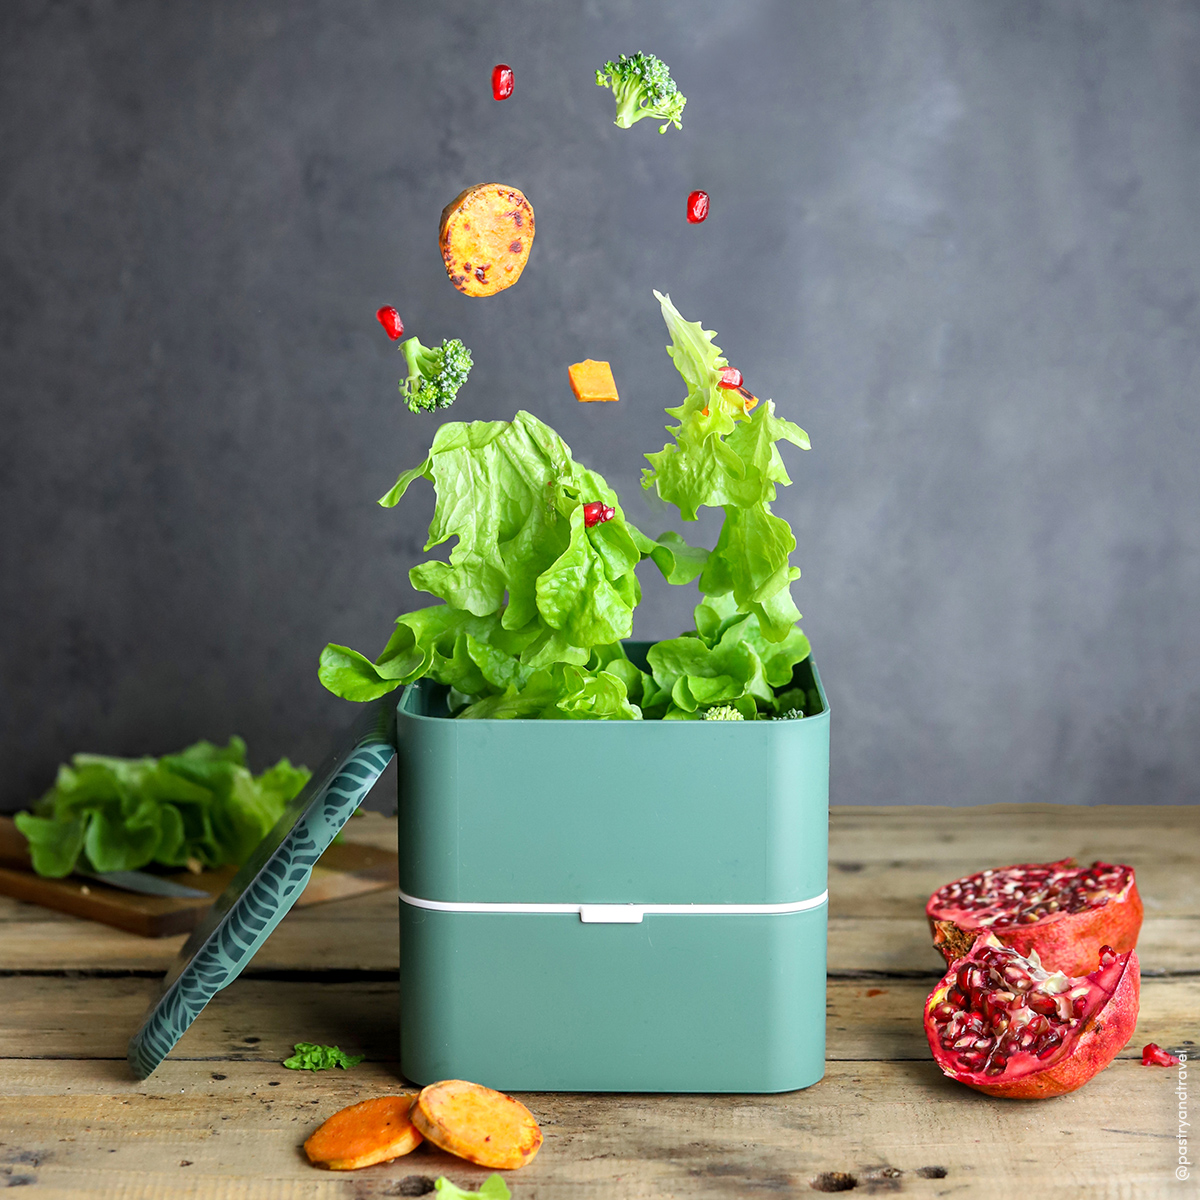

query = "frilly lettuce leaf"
[
  {"left": 322, "top": 293, "right": 815, "bottom": 720},
  {"left": 13, "top": 739, "right": 311, "bottom": 877},
  {"left": 434, "top": 1175, "right": 511, "bottom": 1200},
  {"left": 642, "top": 291, "right": 810, "bottom": 643}
]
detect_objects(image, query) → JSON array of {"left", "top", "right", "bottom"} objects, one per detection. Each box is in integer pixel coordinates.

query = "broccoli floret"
[
  {"left": 774, "top": 708, "right": 806, "bottom": 721},
  {"left": 703, "top": 704, "right": 744, "bottom": 721},
  {"left": 398, "top": 336, "right": 473, "bottom": 413},
  {"left": 595, "top": 53, "right": 686, "bottom": 133}
]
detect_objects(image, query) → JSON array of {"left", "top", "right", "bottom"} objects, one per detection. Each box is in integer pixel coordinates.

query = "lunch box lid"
[{"left": 127, "top": 698, "right": 397, "bottom": 1078}]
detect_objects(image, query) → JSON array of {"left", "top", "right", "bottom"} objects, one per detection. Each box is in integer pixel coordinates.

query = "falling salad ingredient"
[
  {"left": 13, "top": 738, "right": 310, "bottom": 878},
  {"left": 568, "top": 358, "right": 619, "bottom": 402},
  {"left": 398, "top": 335, "right": 474, "bottom": 413},
  {"left": 411, "top": 1079, "right": 543, "bottom": 1170},
  {"left": 319, "top": 290, "right": 814, "bottom": 722},
  {"left": 376, "top": 306, "right": 404, "bottom": 340},
  {"left": 924, "top": 935, "right": 1139, "bottom": 1098},
  {"left": 582, "top": 501, "right": 615, "bottom": 528},
  {"left": 304, "top": 1095, "right": 423, "bottom": 1169},
  {"left": 595, "top": 52, "right": 687, "bottom": 132},
  {"left": 283, "top": 1042, "right": 365, "bottom": 1071},
  {"left": 439, "top": 183, "right": 535, "bottom": 296},
  {"left": 1143, "top": 1043, "right": 1182, "bottom": 1067},
  {"left": 686, "top": 189, "right": 709, "bottom": 223},
  {"left": 491, "top": 64, "right": 514, "bottom": 100}
]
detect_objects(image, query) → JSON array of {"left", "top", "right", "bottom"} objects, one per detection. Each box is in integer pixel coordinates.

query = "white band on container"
[{"left": 399, "top": 889, "right": 829, "bottom": 924}]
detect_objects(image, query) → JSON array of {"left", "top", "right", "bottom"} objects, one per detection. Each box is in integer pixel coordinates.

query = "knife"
[{"left": 76, "top": 870, "right": 211, "bottom": 900}]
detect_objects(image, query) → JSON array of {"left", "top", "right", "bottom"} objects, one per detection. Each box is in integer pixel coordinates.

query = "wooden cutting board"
[{"left": 0, "top": 815, "right": 397, "bottom": 937}]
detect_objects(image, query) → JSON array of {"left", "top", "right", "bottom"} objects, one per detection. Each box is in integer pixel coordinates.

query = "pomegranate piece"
[
  {"left": 927, "top": 857, "right": 1143, "bottom": 976},
  {"left": 492, "top": 64, "right": 514, "bottom": 100},
  {"left": 376, "top": 306, "right": 404, "bottom": 340},
  {"left": 924, "top": 933, "right": 1139, "bottom": 1099},
  {"left": 583, "top": 501, "right": 615, "bottom": 528},
  {"left": 686, "top": 190, "right": 709, "bottom": 224},
  {"left": 718, "top": 367, "right": 743, "bottom": 389},
  {"left": 1142, "top": 1043, "right": 1181, "bottom": 1067}
]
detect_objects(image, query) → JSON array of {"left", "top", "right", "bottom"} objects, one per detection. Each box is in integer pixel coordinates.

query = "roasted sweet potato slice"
[
  {"left": 304, "top": 1095, "right": 423, "bottom": 1170},
  {"left": 439, "top": 184, "right": 535, "bottom": 297},
  {"left": 411, "top": 1080, "right": 542, "bottom": 1170},
  {"left": 568, "top": 359, "right": 619, "bottom": 402}
]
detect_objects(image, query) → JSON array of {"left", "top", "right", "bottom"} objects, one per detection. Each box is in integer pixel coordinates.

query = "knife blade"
[{"left": 77, "top": 870, "right": 211, "bottom": 900}]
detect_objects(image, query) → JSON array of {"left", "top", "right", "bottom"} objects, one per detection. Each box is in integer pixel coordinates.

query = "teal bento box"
[
  {"left": 396, "top": 644, "right": 830, "bottom": 1094},
  {"left": 127, "top": 645, "right": 829, "bottom": 1093}
]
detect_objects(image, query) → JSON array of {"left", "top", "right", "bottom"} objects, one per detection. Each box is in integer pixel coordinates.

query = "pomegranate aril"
[
  {"left": 686, "top": 190, "right": 709, "bottom": 223},
  {"left": 376, "top": 306, "right": 404, "bottom": 340},
  {"left": 1034, "top": 1031, "right": 1063, "bottom": 1059},
  {"left": 1027, "top": 992, "right": 1059, "bottom": 1018},
  {"left": 1142, "top": 1043, "right": 1181, "bottom": 1067},
  {"left": 718, "top": 367, "right": 743, "bottom": 389},
  {"left": 1099, "top": 945, "right": 1117, "bottom": 966},
  {"left": 492, "top": 64, "right": 514, "bottom": 100},
  {"left": 583, "top": 501, "right": 615, "bottom": 528}
]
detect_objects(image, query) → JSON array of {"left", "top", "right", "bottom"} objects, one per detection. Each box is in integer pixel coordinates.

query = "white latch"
[{"left": 579, "top": 904, "right": 644, "bottom": 924}]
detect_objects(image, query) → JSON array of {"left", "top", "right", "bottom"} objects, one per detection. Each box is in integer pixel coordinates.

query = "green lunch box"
[{"left": 128, "top": 645, "right": 830, "bottom": 1094}]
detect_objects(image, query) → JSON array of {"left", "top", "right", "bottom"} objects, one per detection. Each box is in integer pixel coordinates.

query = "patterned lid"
[{"left": 128, "top": 698, "right": 396, "bottom": 1078}]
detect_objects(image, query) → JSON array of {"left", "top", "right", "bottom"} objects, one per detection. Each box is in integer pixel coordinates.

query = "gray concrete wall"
[{"left": 2, "top": 0, "right": 1198, "bottom": 811}]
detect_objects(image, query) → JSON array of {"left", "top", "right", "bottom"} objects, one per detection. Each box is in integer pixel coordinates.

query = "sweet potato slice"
[
  {"left": 304, "top": 1095, "right": 423, "bottom": 1170},
  {"left": 411, "top": 1080, "right": 542, "bottom": 1170},
  {"left": 439, "top": 184, "right": 535, "bottom": 297},
  {"left": 568, "top": 359, "right": 619, "bottom": 402}
]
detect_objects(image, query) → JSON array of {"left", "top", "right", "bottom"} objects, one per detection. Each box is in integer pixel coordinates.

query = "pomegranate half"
[
  {"left": 924, "top": 933, "right": 1139, "bottom": 1099},
  {"left": 927, "top": 857, "right": 1142, "bottom": 976}
]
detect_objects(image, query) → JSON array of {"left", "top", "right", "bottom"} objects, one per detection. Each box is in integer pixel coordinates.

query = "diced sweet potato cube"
[{"left": 569, "top": 359, "right": 619, "bottom": 403}]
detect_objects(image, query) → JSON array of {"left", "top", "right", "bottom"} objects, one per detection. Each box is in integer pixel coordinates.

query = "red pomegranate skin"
[
  {"left": 927, "top": 858, "right": 1143, "bottom": 976},
  {"left": 924, "top": 934, "right": 1140, "bottom": 1100}
]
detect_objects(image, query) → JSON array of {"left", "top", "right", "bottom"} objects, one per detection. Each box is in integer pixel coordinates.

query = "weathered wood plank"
[
  {"left": 829, "top": 804, "right": 1200, "bottom": 862},
  {"left": 0, "top": 1058, "right": 1187, "bottom": 1198},
  {"left": 827, "top": 856, "right": 1200, "bottom": 918},
  {"left": 0, "top": 975, "right": 1194, "bottom": 1068}
]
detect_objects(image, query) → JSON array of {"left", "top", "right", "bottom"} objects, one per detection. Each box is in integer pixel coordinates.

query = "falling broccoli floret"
[
  {"left": 595, "top": 53, "right": 686, "bottom": 133},
  {"left": 703, "top": 704, "right": 744, "bottom": 721},
  {"left": 398, "top": 336, "right": 473, "bottom": 413}
]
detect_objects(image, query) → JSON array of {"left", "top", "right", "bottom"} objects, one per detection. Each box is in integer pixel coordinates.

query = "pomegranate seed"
[
  {"left": 1142, "top": 1043, "right": 1181, "bottom": 1067},
  {"left": 718, "top": 367, "right": 743, "bottom": 389},
  {"left": 492, "top": 64, "right": 514, "bottom": 100},
  {"left": 686, "top": 190, "right": 709, "bottom": 224},
  {"left": 583, "top": 501, "right": 615, "bottom": 528},
  {"left": 376, "top": 306, "right": 404, "bottom": 340},
  {"left": 1027, "top": 993, "right": 1059, "bottom": 1018},
  {"left": 1099, "top": 945, "right": 1117, "bottom": 966},
  {"left": 1034, "top": 1031, "right": 1063, "bottom": 1059}
]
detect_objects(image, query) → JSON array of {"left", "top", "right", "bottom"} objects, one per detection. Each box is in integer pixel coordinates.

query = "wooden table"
[{"left": 0, "top": 806, "right": 1195, "bottom": 1198}]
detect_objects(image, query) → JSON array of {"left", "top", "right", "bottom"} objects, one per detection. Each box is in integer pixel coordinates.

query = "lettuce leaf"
[
  {"left": 434, "top": 1175, "right": 511, "bottom": 1200},
  {"left": 282, "top": 1042, "right": 364, "bottom": 1071},
  {"left": 322, "top": 292, "right": 815, "bottom": 720},
  {"left": 13, "top": 739, "right": 311, "bottom": 878},
  {"left": 642, "top": 291, "right": 810, "bottom": 644}
]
